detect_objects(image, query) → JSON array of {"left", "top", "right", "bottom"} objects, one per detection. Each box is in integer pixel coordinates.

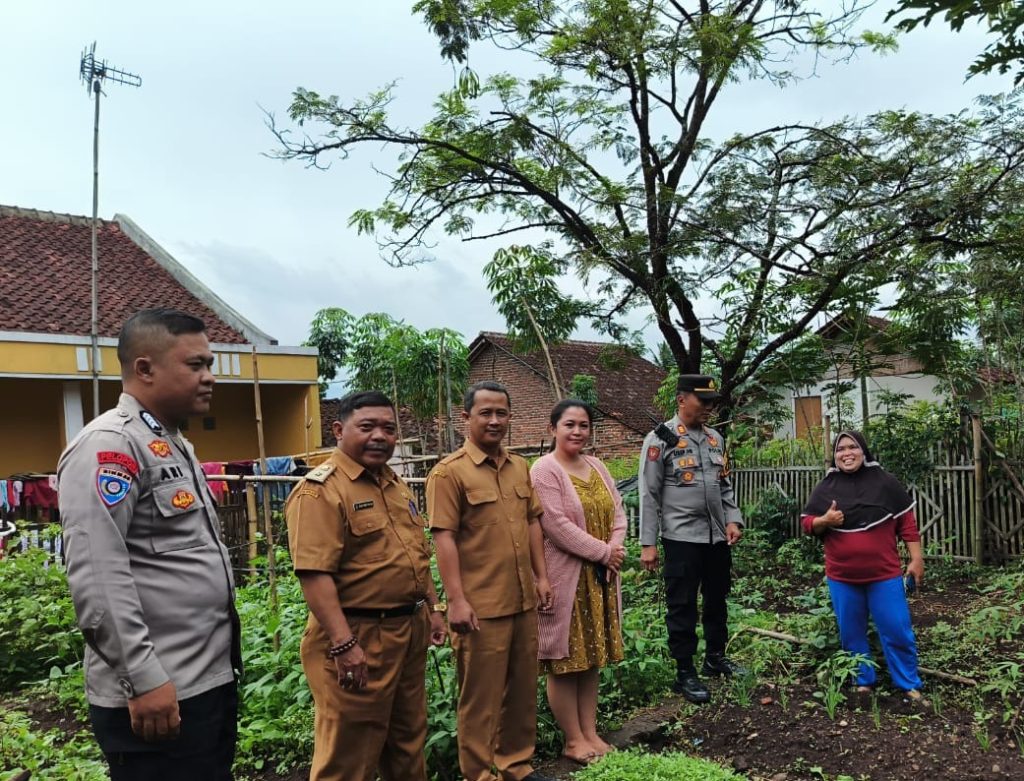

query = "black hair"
[
  {"left": 117, "top": 308, "right": 206, "bottom": 371},
  {"left": 463, "top": 380, "right": 511, "bottom": 412},
  {"left": 337, "top": 390, "right": 395, "bottom": 422},
  {"left": 549, "top": 398, "right": 594, "bottom": 427}
]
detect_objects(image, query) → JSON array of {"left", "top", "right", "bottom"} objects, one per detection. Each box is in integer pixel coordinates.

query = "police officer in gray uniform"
[
  {"left": 58, "top": 308, "right": 240, "bottom": 780},
  {"left": 638, "top": 374, "right": 746, "bottom": 703}
]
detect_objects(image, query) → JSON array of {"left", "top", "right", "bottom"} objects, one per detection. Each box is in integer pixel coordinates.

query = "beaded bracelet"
[{"left": 327, "top": 635, "right": 358, "bottom": 658}]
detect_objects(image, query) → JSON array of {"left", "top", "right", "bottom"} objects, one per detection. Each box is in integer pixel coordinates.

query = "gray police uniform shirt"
[
  {"left": 638, "top": 415, "right": 743, "bottom": 546},
  {"left": 58, "top": 392, "right": 235, "bottom": 707}
]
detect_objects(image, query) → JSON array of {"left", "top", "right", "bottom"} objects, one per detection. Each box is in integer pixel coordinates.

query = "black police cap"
[{"left": 676, "top": 374, "right": 721, "bottom": 400}]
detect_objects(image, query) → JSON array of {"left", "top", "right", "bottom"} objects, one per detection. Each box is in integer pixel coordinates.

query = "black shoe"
[
  {"left": 672, "top": 670, "right": 710, "bottom": 703},
  {"left": 702, "top": 655, "right": 748, "bottom": 677}
]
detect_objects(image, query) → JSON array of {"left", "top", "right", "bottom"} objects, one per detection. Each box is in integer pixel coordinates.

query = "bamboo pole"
[
  {"left": 252, "top": 347, "right": 280, "bottom": 650},
  {"left": 245, "top": 483, "right": 259, "bottom": 579},
  {"left": 392, "top": 369, "right": 405, "bottom": 471},
  {"left": 972, "top": 414, "right": 985, "bottom": 566},
  {"left": 303, "top": 393, "right": 312, "bottom": 466},
  {"left": 822, "top": 414, "right": 832, "bottom": 471},
  {"left": 437, "top": 332, "right": 445, "bottom": 455}
]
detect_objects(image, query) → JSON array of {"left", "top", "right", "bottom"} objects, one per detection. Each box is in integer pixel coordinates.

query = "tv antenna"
[{"left": 79, "top": 42, "right": 141, "bottom": 419}]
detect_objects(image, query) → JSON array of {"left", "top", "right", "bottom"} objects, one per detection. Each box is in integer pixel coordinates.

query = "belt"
[{"left": 344, "top": 600, "right": 425, "bottom": 619}]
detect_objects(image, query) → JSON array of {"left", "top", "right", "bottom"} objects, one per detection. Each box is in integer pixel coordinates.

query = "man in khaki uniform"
[
  {"left": 59, "top": 308, "right": 239, "bottom": 780},
  {"left": 427, "top": 381, "right": 554, "bottom": 781},
  {"left": 285, "top": 390, "right": 447, "bottom": 781}
]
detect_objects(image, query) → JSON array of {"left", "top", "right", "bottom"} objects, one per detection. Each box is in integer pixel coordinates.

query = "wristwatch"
[{"left": 431, "top": 602, "right": 448, "bottom": 614}]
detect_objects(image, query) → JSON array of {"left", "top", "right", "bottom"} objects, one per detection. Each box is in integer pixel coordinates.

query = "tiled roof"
[
  {"left": 0, "top": 205, "right": 249, "bottom": 343},
  {"left": 471, "top": 332, "right": 666, "bottom": 434}
]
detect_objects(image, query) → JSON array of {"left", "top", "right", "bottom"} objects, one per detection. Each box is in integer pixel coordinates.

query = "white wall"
[{"left": 775, "top": 373, "right": 945, "bottom": 439}]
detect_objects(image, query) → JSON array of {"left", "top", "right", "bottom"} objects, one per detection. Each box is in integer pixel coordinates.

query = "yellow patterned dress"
[{"left": 543, "top": 470, "right": 625, "bottom": 674}]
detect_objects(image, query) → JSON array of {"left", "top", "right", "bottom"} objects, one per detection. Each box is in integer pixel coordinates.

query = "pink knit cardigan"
[{"left": 530, "top": 453, "right": 627, "bottom": 660}]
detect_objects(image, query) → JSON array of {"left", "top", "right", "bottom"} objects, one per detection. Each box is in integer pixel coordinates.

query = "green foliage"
[
  {"left": 306, "top": 307, "right": 469, "bottom": 425},
  {"left": 572, "top": 747, "right": 742, "bottom": 780},
  {"left": 813, "top": 651, "right": 875, "bottom": 719},
  {"left": 863, "top": 399, "right": 960, "bottom": 485},
  {"left": 603, "top": 455, "right": 639, "bottom": 482},
  {"left": 742, "top": 487, "right": 799, "bottom": 548},
  {"left": 570, "top": 374, "right": 599, "bottom": 407},
  {"left": 0, "top": 709, "right": 105, "bottom": 780},
  {"left": 0, "top": 543, "right": 83, "bottom": 689},
  {"left": 888, "top": 0, "right": 1024, "bottom": 85}
]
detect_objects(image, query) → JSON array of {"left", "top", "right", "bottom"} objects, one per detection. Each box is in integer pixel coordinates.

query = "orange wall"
[{"left": 0, "top": 379, "right": 65, "bottom": 474}]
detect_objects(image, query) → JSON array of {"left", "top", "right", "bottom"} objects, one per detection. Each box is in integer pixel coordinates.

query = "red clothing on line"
[{"left": 800, "top": 510, "right": 920, "bottom": 584}]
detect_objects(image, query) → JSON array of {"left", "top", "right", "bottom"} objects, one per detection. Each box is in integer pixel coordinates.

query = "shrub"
[
  {"left": 0, "top": 542, "right": 83, "bottom": 689},
  {"left": 573, "top": 748, "right": 742, "bottom": 780}
]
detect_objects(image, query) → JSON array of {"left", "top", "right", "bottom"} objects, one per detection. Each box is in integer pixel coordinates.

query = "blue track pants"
[{"left": 827, "top": 575, "right": 922, "bottom": 691}]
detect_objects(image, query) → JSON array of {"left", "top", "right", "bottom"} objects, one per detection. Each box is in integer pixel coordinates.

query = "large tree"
[{"left": 273, "top": 1, "right": 1024, "bottom": 415}]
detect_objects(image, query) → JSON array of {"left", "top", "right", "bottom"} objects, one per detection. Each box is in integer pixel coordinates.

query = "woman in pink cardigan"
[{"left": 531, "top": 400, "right": 627, "bottom": 765}]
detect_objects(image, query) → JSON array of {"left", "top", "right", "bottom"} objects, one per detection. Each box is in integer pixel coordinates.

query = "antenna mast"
[{"left": 79, "top": 42, "right": 141, "bottom": 419}]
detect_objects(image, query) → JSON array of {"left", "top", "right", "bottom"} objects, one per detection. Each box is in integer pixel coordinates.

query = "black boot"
[
  {"left": 672, "top": 668, "right": 710, "bottom": 703},
  {"left": 702, "top": 654, "right": 748, "bottom": 677}
]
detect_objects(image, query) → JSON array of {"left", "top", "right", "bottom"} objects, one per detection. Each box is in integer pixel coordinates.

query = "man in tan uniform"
[
  {"left": 427, "top": 381, "right": 555, "bottom": 781},
  {"left": 285, "top": 390, "right": 447, "bottom": 781}
]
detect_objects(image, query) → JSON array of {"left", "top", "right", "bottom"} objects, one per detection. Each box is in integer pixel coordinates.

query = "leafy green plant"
[
  {"left": 0, "top": 543, "right": 83, "bottom": 689},
  {"left": 572, "top": 747, "right": 743, "bottom": 780},
  {"left": 0, "top": 708, "right": 105, "bottom": 780},
  {"left": 813, "top": 651, "right": 875, "bottom": 719}
]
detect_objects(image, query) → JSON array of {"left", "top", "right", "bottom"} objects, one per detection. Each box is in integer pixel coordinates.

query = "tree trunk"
[{"left": 520, "top": 295, "right": 561, "bottom": 401}]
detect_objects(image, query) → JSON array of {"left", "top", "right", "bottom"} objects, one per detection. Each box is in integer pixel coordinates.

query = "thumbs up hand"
[{"left": 819, "top": 499, "right": 844, "bottom": 529}]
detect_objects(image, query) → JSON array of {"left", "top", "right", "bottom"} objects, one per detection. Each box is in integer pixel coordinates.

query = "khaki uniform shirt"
[
  {"left": 285, "top": 449, "right": 431, "bottom": 613},
  {"left": 426, "top": 440, "right": 542, "bottom": 620},
  {"left": 638, "top": 416, "right": 743, "bottom": 546},
  {"left": 58, "top": 393, "right": 235, "bottom": 707}
]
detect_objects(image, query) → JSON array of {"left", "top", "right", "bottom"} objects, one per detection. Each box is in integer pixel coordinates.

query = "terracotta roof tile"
[{"left": 0, "top": 206, "right": 247, "bottom": 343}]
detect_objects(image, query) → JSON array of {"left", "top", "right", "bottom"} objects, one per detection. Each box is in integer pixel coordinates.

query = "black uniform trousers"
[
  {"left": 89, "top": 680, "right": 238, "bottom": 781},
  {"left": 662, "top": 538, "right": 732, "bottom": 670}
]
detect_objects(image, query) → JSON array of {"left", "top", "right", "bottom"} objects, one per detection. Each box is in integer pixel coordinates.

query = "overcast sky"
[{"left": 1, "top": 1, "right": 1014, "bottom": 374}]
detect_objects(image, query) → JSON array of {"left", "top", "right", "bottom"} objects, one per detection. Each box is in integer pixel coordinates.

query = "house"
[
  {"left": 0, "top": 205, "right": 319, "bottom": 475},
  {"left": 777, "top": 315, "right": 946, "bottom": 440},
  {"left": 467, "top": 332, "right": 666, "bottom": 458}
]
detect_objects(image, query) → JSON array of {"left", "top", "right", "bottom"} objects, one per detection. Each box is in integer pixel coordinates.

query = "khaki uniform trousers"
[
  {"left": 301, "top": 608, "right": 430, "bottom": 781},
  {"left": 453, "top": 610, "right": 538, "bottom": 781}
]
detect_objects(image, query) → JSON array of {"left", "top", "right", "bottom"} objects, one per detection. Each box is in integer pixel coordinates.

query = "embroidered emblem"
[
  {"left": 708, "top": 436, "right": 719, "bottom": 447},
  {"left": 140, "top": 411, "right": 163, "bottom": 433},
  {"left": 305, "top": 462, "right": 335, "bottom": 484},
  {"left": 646, "top": 446, "right": 661, "bottom": 461},
  {"left": 354, "top": 500, "right": 374, "bottom": 511},
  {"left": 171, "top": 490, "right": 195, "bottom": 510},
  {"left": 681, "top": 471, "right": 696, "bottom": 483},
  {"left": 677, "top": 424, "right": 686, "bottom": 434},
  {"left": 96, "top": 451, "right": 139, "bottom": 477},
  {"left": 677, "top": 438, "right": 688, "bottom": 448},
  {"left": 148, "top": 440, "right": 172, "bottom": 458},
  {"left": 432, "top": 466, "right": 448, "bottom": 479},
  {"left": 97, "top": 467, "right": 132, "bottom": 507}
]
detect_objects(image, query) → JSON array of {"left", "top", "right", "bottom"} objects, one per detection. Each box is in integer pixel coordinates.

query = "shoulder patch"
[
  {"left": 647, "top": 445, "right": 661, "bottom": 461},
  {"left": 97, "top": 451, "right": 139, "bottom": 477},
  {"left": 97, "top": 466, "right": 133, "bottom": 506},
  {"left": 295, "top": 487, "right": 320, "bottom": 499},
  {"left": 431, "top": 465, "right": 449, "bottom": 479},
  {"left": 305, "top": 462, "right": 336, "bottom": 484}
]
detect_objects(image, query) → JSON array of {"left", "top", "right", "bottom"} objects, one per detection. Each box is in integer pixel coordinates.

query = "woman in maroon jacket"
[{"left": 802, "top": 431, "right": 925, "bottom": 699}]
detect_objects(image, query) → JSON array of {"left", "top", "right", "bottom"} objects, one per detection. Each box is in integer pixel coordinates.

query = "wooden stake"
[
  {"left": 252, "top": 346, "right": 280, "bottom": 650},
  {"left": 822, "top": 414, "right": 832, "bottom": 471},
  {"left": 245, "top": 482, "right": 258, "bottom": 579},
  {"left": 972, "top": 414, "right": 985, "bottom": 565}
]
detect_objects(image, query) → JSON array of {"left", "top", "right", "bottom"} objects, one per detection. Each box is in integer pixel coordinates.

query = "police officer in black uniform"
[{"left": 638, "top": 374, "right": 747, "bottom": 703}]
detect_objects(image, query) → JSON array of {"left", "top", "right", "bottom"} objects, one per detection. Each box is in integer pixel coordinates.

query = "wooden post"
[
  {"left": 303, "top": 393, "right": 312, "bottom": 466},
  {"left": 822, "top": 414, "right": 832, "bottom": 471},
  {"left": 252, "top": 347, "right": 280, "bottom": 649},
  {"left": 972, "top": 414, "right": 985, "bottom": 565},
  {"left": 245, "top": 482, "right": 259, "bottom": 579},
  {"left": 437, "top": 331, "right": 446, "bottom": 454}
]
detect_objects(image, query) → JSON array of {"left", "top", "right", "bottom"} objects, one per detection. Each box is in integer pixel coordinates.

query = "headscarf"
[{"left": 802, "top": 430, "right": 914, "bottom": 533}]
